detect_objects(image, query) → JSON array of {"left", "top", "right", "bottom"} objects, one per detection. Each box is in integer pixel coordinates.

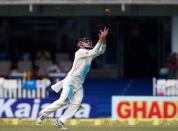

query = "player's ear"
[{"left": 79, "top": 44, "right": 83, "bottom": 48}]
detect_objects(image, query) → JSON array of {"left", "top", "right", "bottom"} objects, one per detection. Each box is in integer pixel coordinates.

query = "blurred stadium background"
[{"left": 0, "top": 0, "right": 178, "bottom": 130}]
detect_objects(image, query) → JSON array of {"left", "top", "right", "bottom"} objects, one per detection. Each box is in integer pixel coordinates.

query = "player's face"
[{"left": 82, "top": 40, "right": 91, "bottom": 48}]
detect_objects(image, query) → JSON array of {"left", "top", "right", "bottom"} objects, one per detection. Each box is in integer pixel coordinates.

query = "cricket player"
[{"left": 37, "top": 27, "right": 109, "bottom": 129}]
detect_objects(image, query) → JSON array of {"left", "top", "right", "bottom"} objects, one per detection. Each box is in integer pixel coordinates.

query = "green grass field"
[{"left": 0, "top": 125, "right": 178, "bottom": 131}]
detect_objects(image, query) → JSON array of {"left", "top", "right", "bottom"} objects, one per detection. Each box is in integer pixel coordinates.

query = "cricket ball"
[{"left": 105, "top": 8, "right": 111, "bottom": 13}]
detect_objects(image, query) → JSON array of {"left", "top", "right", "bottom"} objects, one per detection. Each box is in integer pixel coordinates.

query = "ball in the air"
[{"left": 105, "top": 8, "right": 111, "bottom": 13}]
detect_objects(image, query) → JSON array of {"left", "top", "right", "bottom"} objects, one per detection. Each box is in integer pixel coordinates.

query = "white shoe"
[
  {"left": 54, "top": 120, "right": 67, "bottom": 129},
  {"left": 37, "top": 115, "right": 45, "bottom": 124}
]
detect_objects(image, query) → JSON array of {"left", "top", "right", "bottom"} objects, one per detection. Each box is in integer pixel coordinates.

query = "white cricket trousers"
[{"left": 39, "top": 77, "right": 83, "bottom": 123}]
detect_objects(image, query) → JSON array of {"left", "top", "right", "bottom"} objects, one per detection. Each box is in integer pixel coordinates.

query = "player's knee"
[
  {"left": 72, "top": 104, "right": 82, "bottom": 111},
  {"left": 77, "top": 104, "right": 82, "bottom": 110},
  {"left": 60, "top": 103, "right": 68, "bottom": 107},
  {"left": 56, "top": 98, "right": 68, "bottom": 105}
]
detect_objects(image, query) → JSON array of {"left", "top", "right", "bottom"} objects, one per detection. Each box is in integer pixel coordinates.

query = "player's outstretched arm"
[
  {"left": 92, "top": 27, "right": 108, "bottom": 58},
  {"left": 90, "top": 27, "right": 109, "bottom": 54},
  {"left": 77, "top": 27, "right": 109, "bottom": 58},
  {"left": 92, "top": 38, "right": 106, "bottom": 59}
]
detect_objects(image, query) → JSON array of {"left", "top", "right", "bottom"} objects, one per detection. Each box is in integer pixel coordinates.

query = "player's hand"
[{"left": 99, "top": 27, "right": 109, "bottom": 40}]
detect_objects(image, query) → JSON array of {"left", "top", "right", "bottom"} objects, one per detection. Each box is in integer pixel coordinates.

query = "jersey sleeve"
[
  {"left": 77, "top": 43, "right": 103, "bottom": 58},
  {"left": 93, "top": 40, "right": 106, "bottom": 59}
]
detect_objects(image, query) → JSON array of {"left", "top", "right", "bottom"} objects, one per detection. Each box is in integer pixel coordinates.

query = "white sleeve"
[
  {"left": 93, "top": 41, "right": 106, "bottom": 59},
  {"left": 77, "top": 43, "right": 103, "bottom": 58}
]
